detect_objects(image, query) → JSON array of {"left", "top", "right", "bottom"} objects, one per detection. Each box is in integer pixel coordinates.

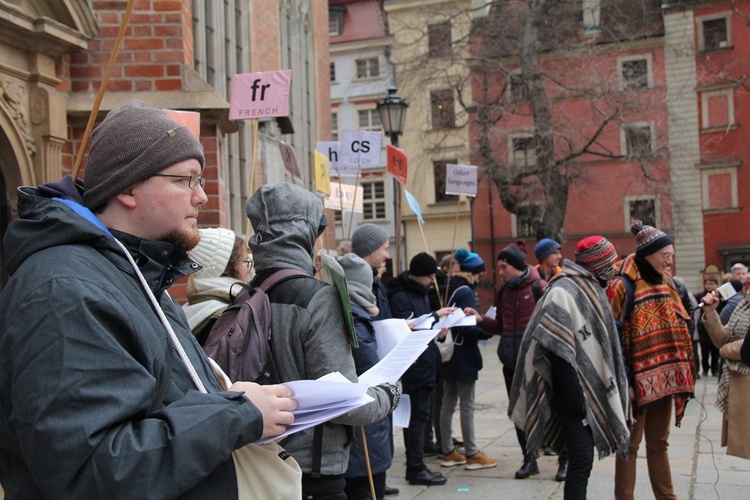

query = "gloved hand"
[{"left": 377, "top": 382, "right": 401, "bottom": 413}]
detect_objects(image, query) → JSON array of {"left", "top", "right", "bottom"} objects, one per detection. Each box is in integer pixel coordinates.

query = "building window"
[
  {"left": 330, "top": 62, "right": 336, "bottom": 82},
  {"left": 627, "top": 197, "right": 656, "bottom": 228},
  {"left": 193, "top": 0, "right": 251, "bottom": 233},
  {"left": 698, "top": 13, "right": 731, "bottom": 51},
  {"left": 619, "top": 56, "right": 651, "bottom": 91},
  {"left": 433, "top": 159, "right": 457, "bottom": 203},
  {"left": 362, "top": 180, "right": 386, "bottom": 221},
  {"left": 428, "top": 22, "right": 452, "bottom": 58},
  {"left": 510, "top": 136, "right": 537, "bottom": 168},
  {"left": 515, "top": 204, "right": 541, "bottom": 238},
  {"left": 430, "top": 89, "right": 455, "bottom": 129},
  {"left": 355, "top": 57, "right": 379, "bottom": 80},
  {"left": 509, "top": 73, "right": 528, "bottom": 103},
  {"left": 699, "top": 163, "right": 740, "bottom": 211},
  {"left": 358, "top": 109, "right": 381, "bottom": 132},
  {"left": 329, "top": 10, "right": 344, "bottom": 36},
  {"left": 622, "top": 124, "right": 653, "bottom": 158},
  {"left": 701, "top": 89, "right": 734, "bottom": 129},
  {"left": 331, "top": 111, "right": 339, "bottom": 141},
  {"left": 582, "top": 0, "right": 601, "bottom": 34}
]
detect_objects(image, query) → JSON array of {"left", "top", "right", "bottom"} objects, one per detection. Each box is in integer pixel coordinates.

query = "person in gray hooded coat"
[{"left": 247, "top": 183, "right": 400, "bottom": 499}]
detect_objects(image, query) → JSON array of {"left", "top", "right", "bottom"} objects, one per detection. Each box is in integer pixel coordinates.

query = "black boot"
[
  {"left": 515, "top": 456, "right": 540, "bottom": 479},
  {"left": 408, "top": 466, "right": 447, "bottom": 486},
  {"left": 555, "top": 457, "right": 568, "bottom": 482}
]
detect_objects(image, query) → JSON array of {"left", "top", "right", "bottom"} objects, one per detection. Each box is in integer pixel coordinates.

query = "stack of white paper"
[
  {"left": 409, "top": 313, "right": 436, "bottom": 330},
  {"left": 434, "top": 308, "right": 477, "bottom": 329},
  {"left": 372, "top": 318, "right": 412, "bottom": 359},
  {"left": 360, "top": 329, "right": 440, "bottom": 386},
  {"left": 259, "top": 372, "right": 373, "bottom": 443}
]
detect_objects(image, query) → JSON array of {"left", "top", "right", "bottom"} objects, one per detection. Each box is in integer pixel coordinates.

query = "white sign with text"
[{"left": 445, "top": 163, "right": 478, "bottom": 197}]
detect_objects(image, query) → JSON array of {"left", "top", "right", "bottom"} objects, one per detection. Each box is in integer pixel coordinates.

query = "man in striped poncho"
[{"left": 509, "top": 236, "right": 630, "bottom": 500}]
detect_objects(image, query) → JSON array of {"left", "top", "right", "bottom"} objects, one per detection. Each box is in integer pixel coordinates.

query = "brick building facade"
[{"left": 0, "top": 0, "right": 332, "bottom": 293}]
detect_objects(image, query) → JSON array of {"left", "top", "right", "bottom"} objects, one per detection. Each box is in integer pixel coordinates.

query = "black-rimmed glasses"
[{"left": 152, "top": 173, "right": 205, "bottom": 190}]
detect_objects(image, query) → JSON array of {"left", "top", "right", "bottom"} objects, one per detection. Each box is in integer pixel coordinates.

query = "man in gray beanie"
[
  {"left": 0, "top": 100, "right": 297, "bottom": 499},
  {"left": 352, "top": 222, "right": 392, "bottom": 321}
]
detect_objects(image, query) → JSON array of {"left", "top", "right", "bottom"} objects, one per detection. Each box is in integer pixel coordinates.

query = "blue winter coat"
[
  {"left": 440, "top": 279, "right": 492, "bottom": 381},
  {"left": 345, "top": 304, "right": 393, "bottom": 478}
]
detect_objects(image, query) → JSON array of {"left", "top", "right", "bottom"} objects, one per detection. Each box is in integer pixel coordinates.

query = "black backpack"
[{"left": 202, "top": 269, "right": 307, "bottom": 384}]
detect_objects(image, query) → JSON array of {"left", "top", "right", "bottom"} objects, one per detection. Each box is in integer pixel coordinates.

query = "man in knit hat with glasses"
[
  {"left": 608, "top": 220, "right": 696, "bottom": 500},
  {"left": 0, "top": 100, "right": 296, "bottom": 499},
  {"left": 510, "top": 236, "right": 630, "bottom": 500}
]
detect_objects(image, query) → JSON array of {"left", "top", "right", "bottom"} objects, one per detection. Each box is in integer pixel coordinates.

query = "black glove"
[{"left": 378, "top": 382, "right": 401, "bottom": 413}]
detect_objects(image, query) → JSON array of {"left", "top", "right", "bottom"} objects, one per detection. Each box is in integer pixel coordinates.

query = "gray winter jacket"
[
  {"left": 0, "top": 182, "right": 262, "bottom": 499},
  {"left": 247, "top": 183, "right": 394, "bottom": 476}
]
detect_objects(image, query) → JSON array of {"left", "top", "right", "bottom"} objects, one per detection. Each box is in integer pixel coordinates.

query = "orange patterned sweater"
[{"left": 607, "top": 254, "right": 696, "bottom": 426}]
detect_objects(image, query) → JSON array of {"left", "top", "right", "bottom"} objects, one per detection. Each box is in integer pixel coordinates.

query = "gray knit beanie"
[
  {"left": 83, "top": 100, "right": 205, "bottom": 210},
  {"left": 352, "top": 223, "right": 389, "bottom": 258},
  {"left": 338, "top": 253, "right": 377, "bottom": 309}
]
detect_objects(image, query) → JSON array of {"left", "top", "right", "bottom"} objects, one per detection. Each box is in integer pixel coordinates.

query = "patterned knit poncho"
[
  {"left": 607, "top": 254, "right": 695, "bottom": 426},
  {"left": 509, "top": 260, "right": 631, "bottom": 460}
]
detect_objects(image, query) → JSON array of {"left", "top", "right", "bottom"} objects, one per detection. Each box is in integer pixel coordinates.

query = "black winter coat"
[{"left": 388, "top": 272, "right": 440, "bottom": 391}]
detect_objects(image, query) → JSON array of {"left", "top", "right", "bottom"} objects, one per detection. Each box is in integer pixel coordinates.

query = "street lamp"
[
  {"left": 377, "top": 87, "right": 408, "bottom": 147},
  {"left": 377, "top": 87, "right": 409, "bottom": 274}
]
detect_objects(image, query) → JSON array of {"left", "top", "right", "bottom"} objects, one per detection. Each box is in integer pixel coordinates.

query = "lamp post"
[{"left": 377, "top": 87, "right": 409, "bottom": 275}]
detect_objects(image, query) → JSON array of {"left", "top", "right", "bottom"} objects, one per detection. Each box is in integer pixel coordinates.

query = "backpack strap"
[
  {"left": 311, "top": 425, "right": 324, "bottom": 479},
  {"left": 612, "top": 274, "right": 635, "bottom": 324},
  {"left": 258, "top": 269, "right": 310, "bottom": 293},
  {"left": 531, "top": 279, "right": 543, "bottom": 302}
]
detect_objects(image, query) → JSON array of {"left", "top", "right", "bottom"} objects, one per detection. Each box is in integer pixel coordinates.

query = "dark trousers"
[
  {"left": 503, "top": 365, "right": 528, "bottom": 456},
  {"left": 700, "top": 337, "right": 719, "bottom": 374},
  {"left": 423, "top": 381, "right": 444, "bottom": 450},
  {"left": 302, "top": 474, "right": 347, "bottom": 500},
  {"left": 403, "top": 384, "right": 432, "bottom": 468},
  {"left": 558, "top": 409, "right": 595, "bottom": 499},
  {"left": 344, "top": 471, "right": 386, "bottom": 500}
]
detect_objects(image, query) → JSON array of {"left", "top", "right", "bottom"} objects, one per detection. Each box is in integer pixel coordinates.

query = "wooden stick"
[
  {"left": 337, "top": 176, "right": 346, "bottom": 239},
  {"left": 442, "top": 196, "right": 462, "bottom": 307},
  {"left": 347, "top": 165, "right": 362, "bottom": 240},
  {"left": 71, "top": 0, "right": 137, "bottom": 181},
  {"left": 360, "top": 425, "right": 377, "bottom": 500},
  {"left": 245, "top": 119, "right": 260, "bottom": 242}
]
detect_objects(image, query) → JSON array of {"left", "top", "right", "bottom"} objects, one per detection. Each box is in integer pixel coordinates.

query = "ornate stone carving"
[{"left": 0, "top": 78, "right": 36, "bottom": 156}]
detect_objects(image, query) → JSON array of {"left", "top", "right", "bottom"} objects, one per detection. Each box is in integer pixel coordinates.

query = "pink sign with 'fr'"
[{"left": 229, "top": 69, "right": 291, "bottom": 120}]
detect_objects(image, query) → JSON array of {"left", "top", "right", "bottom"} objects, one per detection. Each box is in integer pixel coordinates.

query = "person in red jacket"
[{"left": 466, "top": 242, "right": 547, "bottom": 479}]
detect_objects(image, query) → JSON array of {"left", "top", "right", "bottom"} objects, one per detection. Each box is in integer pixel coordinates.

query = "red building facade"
[{"left": 469, "top": 1, "right": 676, "bottom": 307}]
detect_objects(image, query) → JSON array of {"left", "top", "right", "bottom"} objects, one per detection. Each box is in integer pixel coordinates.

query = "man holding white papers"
[
  {"left": 247, "top": 184, "right": 399, "bottom": 499},
  {"left": 388, "top": 253, "right": 455, "bottom": 486}
]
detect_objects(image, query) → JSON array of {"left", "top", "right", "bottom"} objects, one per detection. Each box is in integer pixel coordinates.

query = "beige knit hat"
[{"left": 189, "top": 228, "right": 236, "bottom": 279}]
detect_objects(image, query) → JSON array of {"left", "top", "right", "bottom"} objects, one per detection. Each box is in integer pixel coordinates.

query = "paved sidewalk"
[{"left": 385, "top": 336, "right": 750, "bottom": 499}]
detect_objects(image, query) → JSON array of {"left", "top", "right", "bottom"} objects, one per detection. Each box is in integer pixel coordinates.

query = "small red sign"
[{"left": 387, "top": 144, "right": 408, "bottom": 185}]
